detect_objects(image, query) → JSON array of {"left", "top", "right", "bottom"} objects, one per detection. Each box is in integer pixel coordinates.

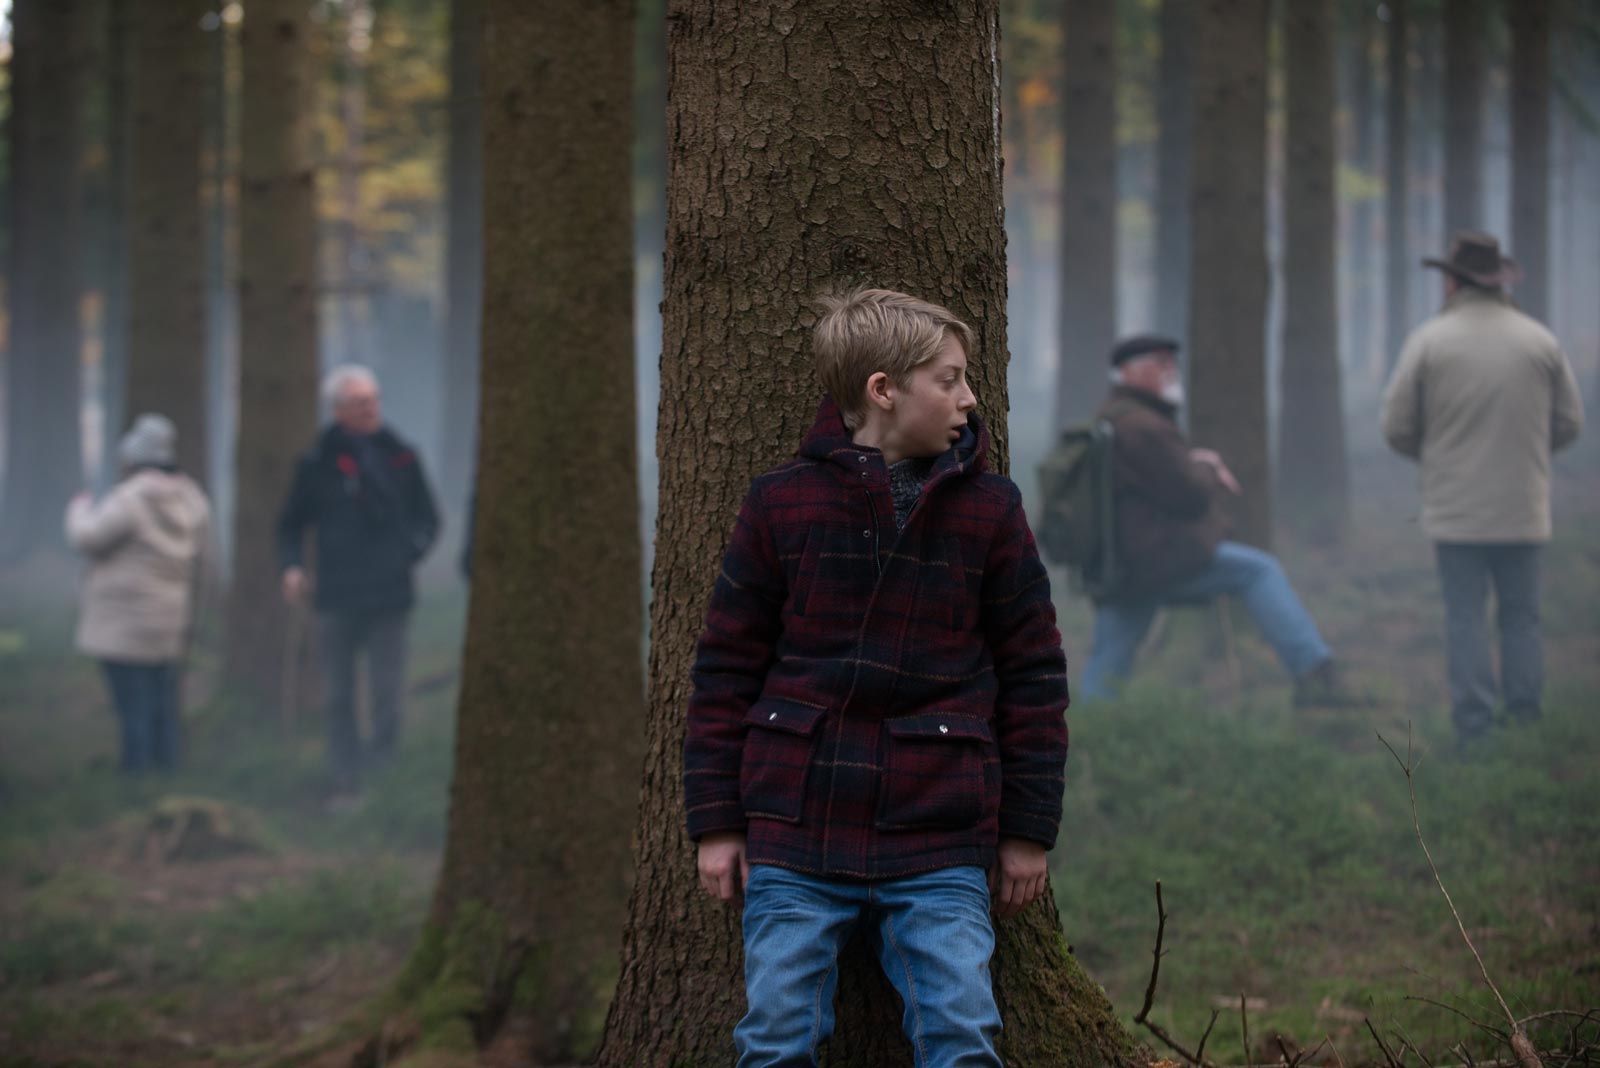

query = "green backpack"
[{"left": 1035, "top": 419, "right": 1121, "bottom": 597}]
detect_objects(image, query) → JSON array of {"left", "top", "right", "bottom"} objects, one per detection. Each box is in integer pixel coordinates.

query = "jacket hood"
[
  {"left": 796, "top": 395, "right": 990, "bottom": 477},
  {"left": 126, "top": 470, "right": 209, "bottom": 557}
]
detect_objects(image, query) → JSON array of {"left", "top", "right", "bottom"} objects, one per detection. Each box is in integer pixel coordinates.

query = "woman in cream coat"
[{"left": 65, "top": 414, "right": 210, "bottom": 772}]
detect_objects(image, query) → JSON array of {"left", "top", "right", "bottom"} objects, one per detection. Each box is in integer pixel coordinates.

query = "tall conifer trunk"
[
  {"left": 124, "top": 0, "right": 210, "bottom": 482},
  {"left": 597, "top": 4, "right": 1142, "bottom": 1066},
  {"left": 1509, "top": 0, "right": 1551, "bottom": 321},
  {"left": 1383, "top": 0, "right": 1411, "bottom": 373},
  {"left": 395, "top": 1, "right": 643, "bottom": 1063},
  {"left": 1056, "top": 0, "right": 1119, "bottom": 428},
  {"left": 0, "top": 0, "right": 87, "bottom": 557},
  {"left": 1154, "top": 0, "right": 1194, "bottom": 341},
  {"left": 223, "top": 0, "right": 321, "bottom": 707},
  {"left": 1188, "top": 0, "right": 1271, "bottom": 548},
  {"left": 1443, "top": 0, "right": 1485, "bottom": 232},
  {"left": 1278, "top": 0, "right": 1349, "bottom": 541}
]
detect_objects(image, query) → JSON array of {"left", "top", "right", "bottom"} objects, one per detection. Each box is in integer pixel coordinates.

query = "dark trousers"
[
  {"left": 318, "top": 609, "right": 410, "bottom": 786},
  {"left": 100, "top": 661, "right": 180, "bottom": 773},
  {"left": 1434, "top": 542, "right": 1544, "bottom": 737}
]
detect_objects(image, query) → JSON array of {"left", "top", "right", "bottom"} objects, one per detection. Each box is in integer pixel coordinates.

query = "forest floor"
[{"left": 0, "top": 436, "right": 1595, "bottom": 1068}]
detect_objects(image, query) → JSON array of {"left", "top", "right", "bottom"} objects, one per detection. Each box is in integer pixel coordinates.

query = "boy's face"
[{"left": 884, "top": 333, "right": 977, "bottom": 459}]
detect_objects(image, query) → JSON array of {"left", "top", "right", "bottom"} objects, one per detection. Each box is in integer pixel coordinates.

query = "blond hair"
[{"left": 811, "top": 287, "right": 975, "bottom": 430}]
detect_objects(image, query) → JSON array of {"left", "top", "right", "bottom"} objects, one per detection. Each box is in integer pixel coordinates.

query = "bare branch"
[
  {"left": 1404, "top": 995, "right": 1511, "bottom": 1041},
  {"left": 1195, "top": 1008, "right": 1222, "bottom": 1067},
  {"left": 1242, "top": 993, "right": 1253, "bottom": 1068},
  {"left": 1366, "top": 1015, "right": 1405, "bottom": 1068},
  {"left": 1135, "top": 880, "right": 1168, "bottom": 1025},
  {"left": 1327, "top": 1035, "right": 1348, "bottom": 1068}
]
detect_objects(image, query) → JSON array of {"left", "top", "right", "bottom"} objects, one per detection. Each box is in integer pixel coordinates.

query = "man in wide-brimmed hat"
[{"left": 1382, "top": 231, "right": 1585, "bottom": 747}]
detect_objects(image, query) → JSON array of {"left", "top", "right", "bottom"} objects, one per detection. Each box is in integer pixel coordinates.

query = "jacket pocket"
[
  {"left": 876, "top": 713, "right": 992, "bottom": 831},
  {"left": 740, "top": 699, "right": 829, "bottom": 824}
]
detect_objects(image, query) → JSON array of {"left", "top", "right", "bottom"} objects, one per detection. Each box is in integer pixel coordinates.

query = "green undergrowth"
[{"left": 1055, "top": 687, "right": 1600, "bottom": 1060}]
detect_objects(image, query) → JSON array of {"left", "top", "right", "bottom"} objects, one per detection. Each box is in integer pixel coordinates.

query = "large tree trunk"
[
  {"left": 1410, "top": 5, "right": 1443, "bottom": 328},
  {"left": 396, "top": 1, "right": 642, "bottom": 1063},
  {"left": 1383, "top": 0, "right": 1410, "bottom": 374},
  {"left": 1188, "top": 0, "right": 1271, "bottom": 549},
  {"left": 438, "top": 0, "right": 484, "bottom": 527},
  {"left": 1277, "top": 0, "right": 1349, "bottom": 542},
  {"left": 1509, "top": 0, "right": 1550, "bottom": 322},
  {"left": 1154, "top": 0, "right": 1194, "bottom": 341},
  {"left": 0, "top": 0, "right": 87, "bottom": 558},
  {"left": 223, "top": 0, "right": 321, "bottom": 709},
  {"left": 1442, "top": 0, "right": 1485, "bottom": 232},
  {"left": 124, "top": 0, "right": 210, "bottom": 483},
  {"left": 1056, "top": 0, "right": 1119, "bottom": 428},
  {"left": 597, "top": 5, "right": 1142, "bottom": 1067}
]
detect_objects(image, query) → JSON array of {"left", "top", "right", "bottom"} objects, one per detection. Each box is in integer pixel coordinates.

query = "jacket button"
[
  {"left": 939, "top": 724, "right": 949, "bottom": 734},
  {"left": 858, "top": 455, "right": 867, "bottom": 463},
  {"left": 862, "top": 529, "right": 871, "bottom": 538},
  {"left": 768, "top": 712, "right": 778, "bottom": 720}
]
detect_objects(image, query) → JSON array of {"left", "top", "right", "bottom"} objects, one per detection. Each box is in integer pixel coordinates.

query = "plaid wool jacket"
[{"left": 683, "top": 397, "right": 1070, "bottom": 880}]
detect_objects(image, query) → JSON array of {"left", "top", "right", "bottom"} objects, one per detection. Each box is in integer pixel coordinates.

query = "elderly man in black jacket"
[{"left": 278, "top": 364, "right": 440, "bottom": 795}]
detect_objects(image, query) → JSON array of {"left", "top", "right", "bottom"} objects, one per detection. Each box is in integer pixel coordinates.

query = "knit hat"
[
  {"left": 118, "top": 413, "right": 177, "bottom": 467},
  {"left": 1110, "top": 334, "right": 1181, "bottom": 367}
]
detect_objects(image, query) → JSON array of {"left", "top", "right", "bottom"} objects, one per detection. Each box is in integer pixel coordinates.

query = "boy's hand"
[
  {"left": 697, "top": 831, "right": 750, "bottom": 905},
  {"left": 989, "top": 837, "right": 1048, "bottom": 919}
]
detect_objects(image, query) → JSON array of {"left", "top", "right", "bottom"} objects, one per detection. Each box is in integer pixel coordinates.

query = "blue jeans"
[
  {"left": 1435, "top": 542, "right": 1543, "bottom": 737},
  {"left": 736, "top": 864, "right": 1002, "bottom": 1068},
  {"left": 100, "top": 661, "right": 180, "bottom": 772},
  {"left": 1081, "top": 540, "right": 1331, "bottom": 701}
]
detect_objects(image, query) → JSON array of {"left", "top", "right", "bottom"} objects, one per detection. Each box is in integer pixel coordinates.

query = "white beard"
[{"left": 1160, "top": 378, "right": 1186, "bottom": 407}]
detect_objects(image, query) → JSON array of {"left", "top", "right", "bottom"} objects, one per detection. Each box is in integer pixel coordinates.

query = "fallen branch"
[
  {"left": 1131, "top": 880, "right": 1219, "bottom": 1067},
  {"left": 1378, "top": 726, "right": 1543, "bottom": 1068}
]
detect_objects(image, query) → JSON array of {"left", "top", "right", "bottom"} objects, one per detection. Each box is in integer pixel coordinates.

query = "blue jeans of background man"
[
  {"left": 99, "top": 661, "right": 180, "bottom": 772},
  {"left": 1081, "top": 540, "right": 1332, "bottom": 701},
  {"left": 736, "top": 864, "right": 1002, "bottom": 1068},
  {"left": 1434, "top": 542, "right": 1543, "bottom": 738},
  {"left": 318, "top": 609, "right": 410, "bottom": 788}
]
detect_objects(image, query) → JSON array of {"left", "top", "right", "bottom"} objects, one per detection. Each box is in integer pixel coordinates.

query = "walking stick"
[{"left": 281, "top": 601, "right": 303, "bottom": 734}]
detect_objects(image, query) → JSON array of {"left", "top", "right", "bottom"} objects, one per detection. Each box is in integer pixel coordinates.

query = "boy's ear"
[{"left": 864, "top": 371, "right": 894, "bottom": 412}]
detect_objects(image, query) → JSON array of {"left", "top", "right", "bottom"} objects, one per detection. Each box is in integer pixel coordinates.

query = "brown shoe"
[{"left": 1293, "top": 659, "right": 1377, "bottom": 709}]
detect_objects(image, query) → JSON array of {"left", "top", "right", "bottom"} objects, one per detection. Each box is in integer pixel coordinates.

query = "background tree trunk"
[
  {"left": 438, "top": 0, "right": 484, "bottom": 528},
  {"left": 124, "top": 0, "right": 210, "bottom": 483},
  {"left": 1342, "top": 0, "right": 1378, "bottom": 382},
  {"left": 1056, "top": 0, "right": 1119, "bottom": 428},
  {"left": 1383, "top": 0, "right": 1410, "bottom": 373},
  {"left": 0, "top": 0, "right": 88, "bottom": 558},
  {"left": 1509, "top": 0, "right": 1550, "bottom": 321},
  {"left": 399, "top": 1, "right": 643, "bottom": 1063},
  {"left": 597, "top": 4, "right": 1142, "bottom": 1067},
  {"left": 95, "top": 0, "right": 131, "bottom": 491},
  {"left": 1443, "top": 0, "right": 1485, "bottom": 232},
  {"left": 223, "top": 0, "right": 321, "bottom": 708},
  {"left": 1278, "top": 0, "right": 1349, "bottom": 542},
  {"left": 1188, "top": 0, "right": 1271, "bottom": 549},
  {"left": 1154, "top": 0, "right": 1194, "bottom": 341}
]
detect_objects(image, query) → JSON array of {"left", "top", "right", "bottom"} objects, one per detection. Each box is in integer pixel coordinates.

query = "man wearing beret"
[
  {"left": 1078, "top": 335, "right": 1364, "bottom": 706},
  {"left": 1383, "top": 232, "right": 1584, "bottom": 746}
]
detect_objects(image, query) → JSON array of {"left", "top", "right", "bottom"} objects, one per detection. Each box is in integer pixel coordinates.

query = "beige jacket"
[
  {"left": 1382, "top": 288, "right": 1584, "bottom": 542},
  {"left": 65, "top": 469, "right": 211, "bottom": 662}
]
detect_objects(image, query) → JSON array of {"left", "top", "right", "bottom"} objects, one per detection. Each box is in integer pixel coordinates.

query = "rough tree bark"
[
  {"left": 1383, "top": 0, "right": 1411, "bottom": 374},
  {"left": 1278, "top": 0, "right": 1350, "bottom": 542},
  {"left": 124, "top": 0, "right": 210, "bottom": 482},
  {"left": 1509, "top": 0, "right": 1550, "bottom": 322},
  {"left": 1442, "top": 0, "right": 1485, "bottom": 232},
  {"left": 438, "top": 0, "right": 484, "bottom": 525},
  {"left": 223, "top": 0, "right": 321, "bottom": 708},
  {"left": 1056, "top": 0, "right": 1119, "bottom": 428},
  {"left": 1188, "top": 0, "right": 1272, "bottom": 549},
  {"left": 95, "top": 0, "right": 131, "bottom": 491},
  {"left": 1343, "top": 0, "right": 1377, "bottom": 379},
  {"left": 393, "top": 1, "right": 643, "bottom": 1064},
  {"left": 0, "top": 0, "right": 87, "bottom": 557},
  {"left": 1154, "top": 0, "right": 1194, "bottom": 341},
  {"left": 597, "top": 4, "right": 1142, "bottom": 1067}
]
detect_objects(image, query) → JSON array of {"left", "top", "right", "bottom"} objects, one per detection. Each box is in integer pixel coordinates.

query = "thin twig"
[
  {"left": 1377, "top": 726, "right": 1519, "bottom": 1033},
  {"left": 1194, "top": 1008, "right": 1222, "bottom": 1068},
  {"left": 1327, "top": 1034, "right": 1348, "bottom": 1068},
  {"left": 1395, "top": 1023, "right": 1438, "bottom": 1068},
  {"left": 1135, "top": 880, "right": 1168, "bottom": 1024},
  {"left": 1242, "top": 993, "right": 1253, "bottom": 1068},
  {"left": 1366, "top": 1015, "right": 1405, "bottom": 1068},
  {"left": 1405, "top": 995, "right": 1511, "bottom": 1041}
]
